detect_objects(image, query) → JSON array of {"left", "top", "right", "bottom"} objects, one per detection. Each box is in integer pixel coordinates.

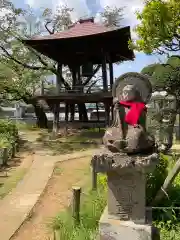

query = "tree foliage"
[
  {"left": 100, "top": 6, "right": 124, "bottom": 27},
  {"left": 141, "top": 56, "right": 180, "bottom": 103},
  {"left": 131, "top": 0, "right": 180, "bottom": 55}
]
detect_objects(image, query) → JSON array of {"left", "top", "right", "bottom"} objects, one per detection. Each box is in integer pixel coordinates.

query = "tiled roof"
[{"left": 32, "top": 18, "right": 117, "bottom": 40}]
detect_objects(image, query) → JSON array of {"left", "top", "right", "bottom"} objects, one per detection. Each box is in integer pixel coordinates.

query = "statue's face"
[{"left": 121, "top": 85, "right": 138, "bottom": 101}]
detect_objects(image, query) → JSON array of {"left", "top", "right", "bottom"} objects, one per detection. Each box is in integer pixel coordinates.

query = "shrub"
[
  {"left": 0, "top": 120, "right": 18, "bottom": 160},
  {"left": 146, "top": 153, "right": 169, "bottom": 206},
  {"left": 0, "top": 119, "right": 18, "bottom": 139}
]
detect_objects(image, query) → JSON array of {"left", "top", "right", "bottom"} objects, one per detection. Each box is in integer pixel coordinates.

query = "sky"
[{"left": 11, "top": 0, "right": 167, "bottom": 78}]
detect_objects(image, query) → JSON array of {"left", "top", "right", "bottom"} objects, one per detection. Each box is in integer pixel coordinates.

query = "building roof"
[
  {"left": 23, "top": 18, "right": 134, "bottom": 65},
  {"left": 31, "top": 18, "right": 117, "bottom": 40}
]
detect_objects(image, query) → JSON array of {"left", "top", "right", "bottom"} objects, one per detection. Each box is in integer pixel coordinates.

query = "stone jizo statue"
[{"left": 103, "top": 72, "right": 155, "bottom": 154}]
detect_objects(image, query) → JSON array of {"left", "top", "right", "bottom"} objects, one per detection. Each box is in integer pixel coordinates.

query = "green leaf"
[{"left": 131, "top": 0, "right": 180, "bottom": 55}]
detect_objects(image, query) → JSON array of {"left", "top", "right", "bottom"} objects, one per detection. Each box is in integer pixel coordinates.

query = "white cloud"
[
  {"left": 26, "top": 0, "right": 90, "bottom": 21},
  {"left": 26, "top": 0, "right": 143, "bottom": 31},
  {"left": 23, "top": 0, "right": 165, "bottom": 79},
  {"left": 61, "top": 0, "right": 90, "bottom": 20},
  {"left": 99, "top": 0, "right": 144, "bottom": 39}
]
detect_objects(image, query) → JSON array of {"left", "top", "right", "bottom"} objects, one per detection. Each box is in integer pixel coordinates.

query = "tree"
[
  {"left": 0, "top": 3, "right": 124, "bottom": 129},
  {"left": 100, "top": 6, "right": 124, "bottom": 27},
  {"left": 141, "top": 56, "right": 180, "bottom": 149},
  {"left": 130, "top": 0, "right": 180, "bottom": 55},
  {"left": 0, "top": 59, "right": 51, "bottom": 128},
  {"left": 141, "top": 56, "right": 180, "bottom": 98}
]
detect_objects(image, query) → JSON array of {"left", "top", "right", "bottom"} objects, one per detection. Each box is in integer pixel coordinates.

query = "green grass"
[
  {"left": 15, "top": 121, "right": 39, "bottom": 131},
  {"left": 151, "top": 153, "right": 180, "bottom": 239},
  {"left": 0, "top": 168, "right": 27, "bottom": 199},
  {"left": 155, "top": 221, "right": 180, "bottom": 240},
  {"left": 51, "top": 152, "right": 180, "bottom": 240},
  {"left": 36, "top": 128, "right": 104, "bottom": 155},
  {"left": 52, "top": 174, "right": 107, "bottom": 240}
]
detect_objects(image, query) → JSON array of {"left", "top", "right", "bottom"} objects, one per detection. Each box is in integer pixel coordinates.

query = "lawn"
[{"left": 35, "top": 128, "right": 104, "bottom": 155}]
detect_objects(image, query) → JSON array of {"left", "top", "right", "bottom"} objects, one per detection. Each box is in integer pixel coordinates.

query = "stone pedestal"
[
  {"left": 99, "top": 207, "right": 160, "bottom": 240},
  {"left": 91, "top": 148, "right": 160, "bottom": 240},
  {"left": 108, "top": 169, "right": 145, "bottom": 224}
]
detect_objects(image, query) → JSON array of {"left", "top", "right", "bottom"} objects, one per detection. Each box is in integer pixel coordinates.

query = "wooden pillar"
[
  {"left": 52, "top": 63, "right": 62, "bottom": 136},
  {"left": 65, "top": 103, "right": 69, "bottom": 134},
  {"left": 109, "top": 62, "right": 114, "bottom": 90},
  {"left": 52, "top": 102, "right": 60, "bottom": 137},
  {"left": 102, "top": 50, "right": 109, "bottom": 125},
  {"left": 56, "top": 63, "right": 62, "bottom": 93},
  {"left": 96, "top": 103, "right": 101, "bottom": 132},
  {"left": 72, "top": 68, "right": 77, "bottom": 88},
  {"left": 69, "top": 67, "right": 77, "bottom": 122},
  {"left": 76, "top": 67, "right": 82, "bottom": 121},
  {"left": 109, "top": 61, "right": 114, "bottom": 123},
  {"left": 102, "top": 50, "right": 108, "bottom": 91},
  {"left": 104, "top": 102, "right": 110, "bottom": 126}
]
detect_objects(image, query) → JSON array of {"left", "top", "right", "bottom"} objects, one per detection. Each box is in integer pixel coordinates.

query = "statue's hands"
[
  {"left": 133, "top": 124, "right": 140, "bottom": 128},
  {"left": 119, "top": 139, "right": 127, "bottom": 149}
]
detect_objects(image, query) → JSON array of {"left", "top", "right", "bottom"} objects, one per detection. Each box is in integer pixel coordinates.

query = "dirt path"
[{"left": 11, "top": 156, "right": 91, "bottom": 240}]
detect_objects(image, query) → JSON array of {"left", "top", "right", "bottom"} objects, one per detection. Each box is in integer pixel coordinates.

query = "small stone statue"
[
  {"left": 157, "top": 108, "right": 176, "bottom": 151},
  {"left": 103, "top": 72, "right": 155, "bottom": 154}
]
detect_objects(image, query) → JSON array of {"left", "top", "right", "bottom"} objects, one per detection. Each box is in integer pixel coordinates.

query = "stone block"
[
  {"left": 107, "top": 170, "right": 146, "bottom": 224},
  {"left": 99, "top": 207, "right": 160, "bottom": 240},
  {"left": 91, "top": 148, "right": 159, "bottom": 174}
]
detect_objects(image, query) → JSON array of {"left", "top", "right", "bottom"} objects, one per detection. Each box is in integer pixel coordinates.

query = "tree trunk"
[
  {"left": 52, "top": 103, "right": 60, "bottom": 137},
  {"left": 78, "top": 103, "right": 88, "bottom": 122},
  {"left": 32, "top": 102, "right": 48, "bottom": 128},
  {"left": 78, "top": 104, "right": 83, "bottom": 122}
]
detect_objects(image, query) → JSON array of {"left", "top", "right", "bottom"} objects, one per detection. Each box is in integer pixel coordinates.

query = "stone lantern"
[{"left": 150, "top": 92, "right": 176, "bottom": 150}]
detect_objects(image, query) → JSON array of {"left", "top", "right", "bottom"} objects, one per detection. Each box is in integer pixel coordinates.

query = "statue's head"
[
  {"left": 112, "top": 72, "right": 152, "bottom": 104},
  {"left": 121, "top": 84, "right": 141, "bottom": 101}
]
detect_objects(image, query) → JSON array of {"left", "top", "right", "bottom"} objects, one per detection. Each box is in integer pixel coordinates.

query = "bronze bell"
[{"left": 81, "top": 62, "right": 93, "bottom": 77}]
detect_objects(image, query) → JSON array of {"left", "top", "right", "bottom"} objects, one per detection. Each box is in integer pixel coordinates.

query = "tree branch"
[
  {"left": 83, "top": 65, "right": 101, "bottom": 86},
  {"left": 26, "top": 45, "right": 57, "bottom": 69},
  {"left": 44, "top": 21, "right": 54, "bottom": 35},
  {"left": 2, "top": 85, "right": 31, "bottom": 103},
  {"left": 0, "top": 45, "right": 48, "bottom": 71},
  {"left": 0, "top": 44, "right": 72, "bottom": 90},
  {"left": 86, "top": 78, "right": 101, "bottom": 93}
]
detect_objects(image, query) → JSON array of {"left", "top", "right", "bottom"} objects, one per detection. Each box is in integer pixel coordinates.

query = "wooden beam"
[
  {"left": 52, "top": 63, "right": 62, "bottom": 136},
  {"left": 109, "top": 61, "right": 114, "bottom": 90},
  {"left": 101, "top": 50, "right": 108, "bottom": 91},
  {"left": 56, "top": 63, "right": 62, "bottom": 94}
]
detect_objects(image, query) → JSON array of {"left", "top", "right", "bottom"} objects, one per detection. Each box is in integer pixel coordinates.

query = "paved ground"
[
  {"left": 11, "top": 156, "right": 91, "bottom": 240},
  {"left": 0, "top": 129, "right": 95, "bottom": 240}
]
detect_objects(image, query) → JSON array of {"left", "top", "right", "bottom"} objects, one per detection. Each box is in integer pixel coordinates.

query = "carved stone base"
[
  {"left": 107, "top": 169, "right": 146, "bottom": 223},
  {"left": 99, "top": 207, "right": 160, "bottom": 240},
  {"left": 91, "top": 148, "right": 159, "bottom": 224}
]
